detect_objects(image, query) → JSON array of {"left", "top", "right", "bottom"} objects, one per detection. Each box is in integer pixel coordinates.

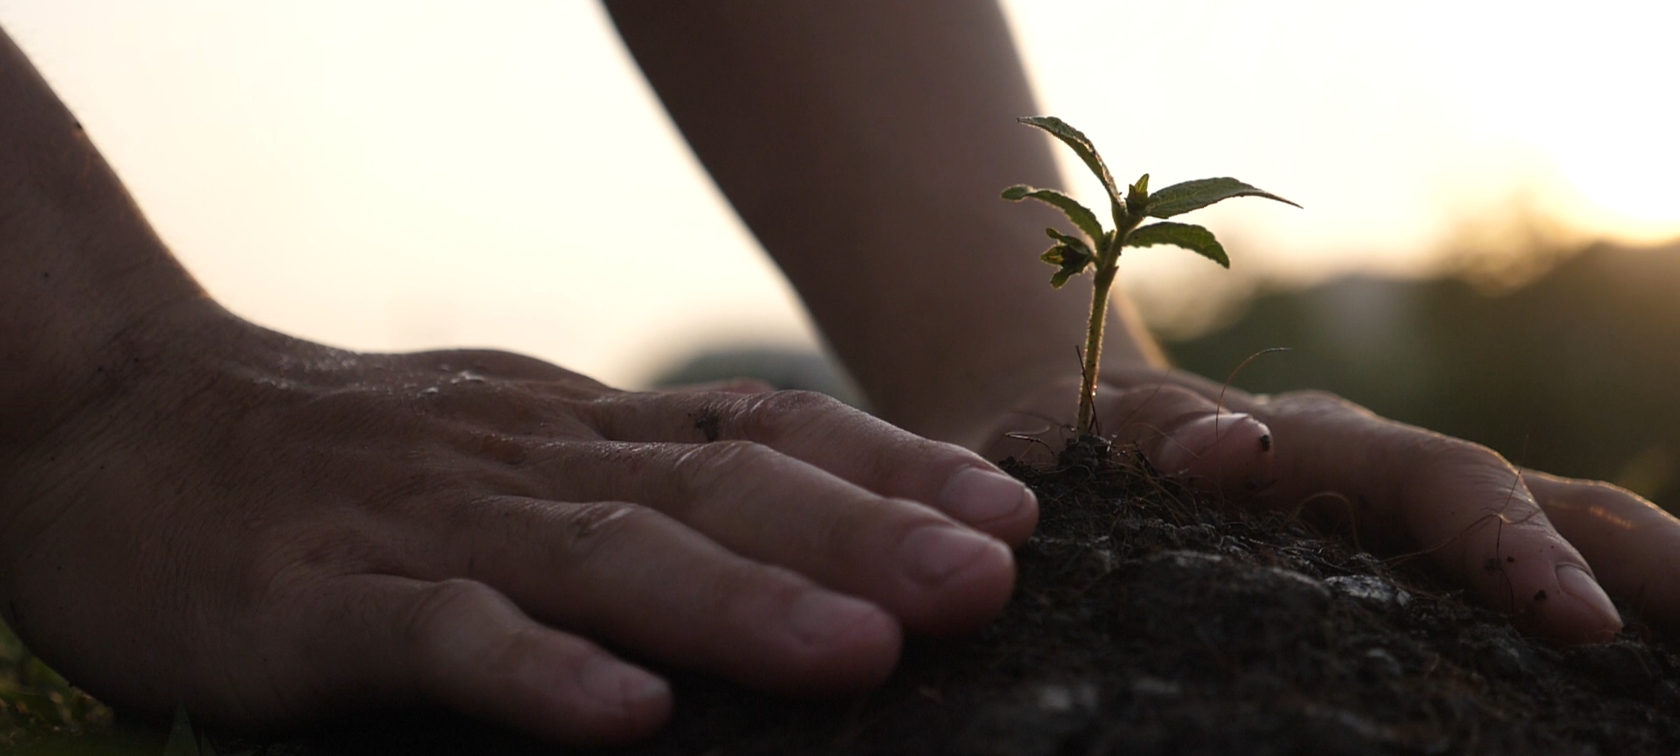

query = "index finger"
[
  {"left": 576, "top": 389, "right": 1039, "bottom": 545},
  {"left": 1258, "top": 392, "right": 1622, "bottom": 644},
  {"left": 1523, "top": 469, "right": 1680, "bottom": 633}
]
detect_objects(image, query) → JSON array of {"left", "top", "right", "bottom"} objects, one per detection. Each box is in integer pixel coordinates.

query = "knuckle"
[
  {"left": 1420, "top": 434, "right": 1507, "bottom": 471},
  {"left": 1534, "top": 475, "right": 1652, "bottom": 528},
  {"left": 1111, "top": 384, "right": 1212, "bottom": 426},
  {"left": 1408, "top": 437, "right": 1538, "bottom": 516},
  {"left": 1554, "top": 474, "right": 1639, "bottom": 501},
  {"left": 470, "top": 623, "right": 553, "bottom": 679},
  {"left": 403, "top": 578, "right": 509, "bottom": 652},
  {"left": 548, "top": 500, "right": 648, "bottom": 560},
  {"left": 1286, "top": 388, "right": 1341, "bottom": 403},
  {"left": 1272, "top": 389, "right": 1355, "bottom": 414},
  {"left": 1384, "top": 428, "right": 1477, "bottom": 472},
  {"left": 1124, "top": 383, "right": 1206, "bottom": 406},
  {"left": 404, "top": 579, "right": 555, "bottom": 679},
  {"left": 739, "top": 389, "right": 844, "bottom": 441},
  {"left": 248, "top": 527, "right": 397, "bottom": 606},
  {"left": 671, "top": 439, "right": 776, "bottom": 499},
  {"left": 708, "top": 562, "right": 807, "bottom": 622}
]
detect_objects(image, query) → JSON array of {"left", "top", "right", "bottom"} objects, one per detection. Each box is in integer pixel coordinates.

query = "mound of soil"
[{"left": 261, "top": 455, "right": 1680, "bottom": 756}]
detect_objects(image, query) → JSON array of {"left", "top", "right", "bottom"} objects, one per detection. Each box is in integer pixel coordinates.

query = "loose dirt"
[{"left": 253, "top": 453, "right": 1680, "bottom": 756}]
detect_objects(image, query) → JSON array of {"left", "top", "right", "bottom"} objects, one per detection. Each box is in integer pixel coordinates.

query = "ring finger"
[
  {"left": 519, "top": 439, "right": 1016, "bottom": 636},
  {"left": 408, "top": 494, "right": 903, "bottom": 694}
]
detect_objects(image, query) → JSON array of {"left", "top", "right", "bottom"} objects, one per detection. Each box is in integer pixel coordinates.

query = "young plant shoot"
[{"left": 1003, "top": 116, "right": 1299, "bottom": 441}]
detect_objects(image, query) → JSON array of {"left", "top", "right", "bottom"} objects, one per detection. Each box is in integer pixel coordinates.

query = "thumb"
[
  {"left": 982, "top": 376, "right": 1273, "bottom": 501},
  {"left": 1094, "top": 382, "right": 1275, "bottom": 501}
]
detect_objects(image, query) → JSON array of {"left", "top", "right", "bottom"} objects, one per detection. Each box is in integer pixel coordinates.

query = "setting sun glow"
[{"left": 2, "top": 0, "right": 1675, "bottom": 384}]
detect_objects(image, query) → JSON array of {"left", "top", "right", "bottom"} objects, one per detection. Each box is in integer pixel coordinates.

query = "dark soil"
[
  {"left": 21, "top": 452, "right": 1680, "bottom": 754},
  {"left": 243, "top": 452, "right": 1680, "bottom": 756}
]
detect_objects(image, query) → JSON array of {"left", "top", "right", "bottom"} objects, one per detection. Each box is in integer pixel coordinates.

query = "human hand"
[
  {"left": 0, "top": 304, "right": 1038, "bottom": 745},
  {"left": 981, "top": 368, "right": 1680, "bottom": 645}
]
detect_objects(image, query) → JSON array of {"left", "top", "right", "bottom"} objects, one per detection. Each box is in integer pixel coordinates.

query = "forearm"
[
  {"left": 0, "top": 28, "right": 206, "bottom": 451},
  {"left": 606, "top": 0, "right": 1161, "bottom": 449}
]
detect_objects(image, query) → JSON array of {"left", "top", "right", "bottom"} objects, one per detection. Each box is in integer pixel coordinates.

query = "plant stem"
[
  {"left": 1076, "top": 264, "right": 1116, "bottom": 436},
  {"left": 1076, "top": 210, "right": 1141, "bottom": 437}
]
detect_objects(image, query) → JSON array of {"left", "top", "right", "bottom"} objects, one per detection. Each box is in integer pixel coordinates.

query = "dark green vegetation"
[
  {"left": 0, "top": 623, "right": 107, "bottom": 750},
  {"left": 1002, "top": 115, "right": 1296, "bottom": 436},
  {"left": 1, "top": 630, "right": 240, "bottom": 754}
]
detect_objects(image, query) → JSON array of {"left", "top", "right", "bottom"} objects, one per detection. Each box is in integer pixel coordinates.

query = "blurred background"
[{"left": 2, "top": 1, "right": 1677, "bottom": 507}]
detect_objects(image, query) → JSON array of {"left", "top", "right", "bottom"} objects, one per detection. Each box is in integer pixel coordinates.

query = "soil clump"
[
  {"left": 253, "top": 453, "right": 1680, "bottom": 755},
  {"left": 17, "top": 453, "right": 1676, "bottom": 754}
]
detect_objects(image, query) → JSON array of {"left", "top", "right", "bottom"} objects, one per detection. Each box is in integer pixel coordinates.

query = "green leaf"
[
  {"left": 1126, "top": 173, "right": 1150, "bottom": 213},
  {"left": 1125, "top": 221, "right": 1231, "bottom": 268},
  {"left": 1001, "top": 185, "right": 1106, "bottom": 245},
  {"left": 1044, "top": 227, "right": 1093, "bottom": 257},
  {"left": 1041, "top": 244, "right": 1089, "bottom": 288},
  {"left": 1144, "top": 177, "right": 1301, "bottom": 219},
  {"left": 1043, "top": 236, "right": 1092, "bottom": 267},
  {"left": 1049, "top": 265, "right": 1082, "bottom": 288},
  {"left": 1040, "top": 228, "right": 1094, "bottom": 288},
  {"left": 1016, "top": 116, "right": 1124, "bottom": 211}
]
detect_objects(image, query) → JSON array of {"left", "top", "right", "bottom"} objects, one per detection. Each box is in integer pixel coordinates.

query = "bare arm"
[
  {"left": 605, "top": 0, "right": 1157, "bottom": 451},
  {"left": 0, "top": 21, "right": 1037, "bottom": 744},
  {"left": 0, "top": 30, "right": 206, "bottom": 453}
]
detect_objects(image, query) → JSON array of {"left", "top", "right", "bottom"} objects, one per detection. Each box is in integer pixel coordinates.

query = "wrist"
[
  {"left": 0, "top": 269, "right": 211, "bottom": 452},
  {"left": 0, "top": 28, "right": 210, "bottom": 455},
  {"left": 879, "top": 299, "right": 1167, "bottom": 452}
]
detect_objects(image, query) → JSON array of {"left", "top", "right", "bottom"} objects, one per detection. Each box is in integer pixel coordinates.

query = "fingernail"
[
  {"left": 898, "top": 525, "right": 1007, "bottom": 586},
  {"left": 788, "top": 590, "right": 888, "bottom": 646},
  {"left": 576, "top": 655, "right": 668, "bottom": 708},
  {"left": 940, "top": 467, "right": 1032, "bottom": 524},
  {"left": 1554, "top": 564, "right": 1622, "bottom": 641}
]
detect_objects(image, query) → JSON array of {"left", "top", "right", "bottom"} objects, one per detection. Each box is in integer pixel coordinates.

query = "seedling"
[{"left": 1003, "top": 116, "right": 1298, "bottom": 441}]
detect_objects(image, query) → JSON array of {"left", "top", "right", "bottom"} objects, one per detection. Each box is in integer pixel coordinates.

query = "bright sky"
[{"left": 2, "top": 1, "right": 1676, "bottom": 385}]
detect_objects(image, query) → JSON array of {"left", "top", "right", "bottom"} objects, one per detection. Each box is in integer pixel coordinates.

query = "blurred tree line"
[{"left": 1166, "top": 240, "right": 1680, "bottom": 512}]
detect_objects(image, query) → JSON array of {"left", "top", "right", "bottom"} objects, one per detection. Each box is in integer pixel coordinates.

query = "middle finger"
[
  {"left": 522, "top": 438, "right": 1016, "bottom": 636},
  {"left": 409, "top": 494, "right": 902, "bottom": 694}
]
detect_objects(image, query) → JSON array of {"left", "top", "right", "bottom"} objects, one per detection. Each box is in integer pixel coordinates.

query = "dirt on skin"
[{"left": 223, "top": 451, "right": 1680, "bottom": 756}]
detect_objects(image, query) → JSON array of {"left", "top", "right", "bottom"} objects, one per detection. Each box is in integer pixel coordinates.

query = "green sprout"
[{"left": 1003, "top": 116, "right": 1299, "bottom": 440}]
